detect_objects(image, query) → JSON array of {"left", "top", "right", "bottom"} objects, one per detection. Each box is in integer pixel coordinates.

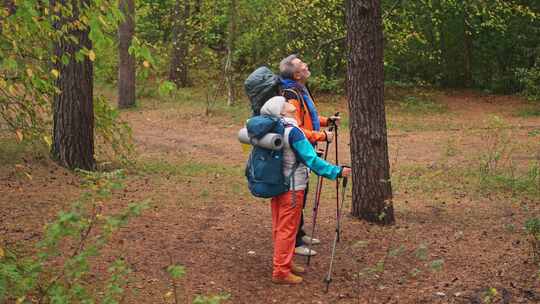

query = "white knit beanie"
[{"left": 260, "top": 96, "right": 287, "bottom": 117}]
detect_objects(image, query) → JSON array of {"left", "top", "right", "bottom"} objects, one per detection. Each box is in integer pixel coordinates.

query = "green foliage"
[
  {"left": 136, "top": 158, "right": 242, "bottom": 178},
  {"left": 0, "top": 0, "right": 149, "bottom": 165},
  {"left": 158, "top": 80, "right": 177, "bottom": 97},
  {"left": 0, "top": 170, "right": 148, "bottom": 303},
  {"left": 429, "top": 259, "right": 444, "bottom": 272},
  {"left": 309, "top": 75, "right": 344, "bottom": 94},
  {"left": 167, "top": 265, "right": 186, "bottom": 280},
  {"left": 525, "top": 218, "right": 540, "bottom": 262},
  {"left": 483, "top": 287, "right": 498, "bottom": 304},
  {"left": 383, "top": 0, "right": 539, "bottom": 93},
  {"left": 414, "top": 243, "right": 429, "bottom": 261},
  {"left": 516, "top": 63, "right": 540, "bottom": 101},
  {"left": 193, "top": 294, "right": 231, "bottom": 304},
  {"left": 398, "top": 95, "right": 447, "bottom": 114},
  {"left": 94, "top": 96, "right": 134, "bottom": 165},
  {"left": 517, "top": 106, "right": 540, "bottom": 117}
]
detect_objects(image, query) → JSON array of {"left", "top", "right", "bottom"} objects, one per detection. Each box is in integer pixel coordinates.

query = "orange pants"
[{"left": 271, "top": 190, "right": 304, "bottom": 278}]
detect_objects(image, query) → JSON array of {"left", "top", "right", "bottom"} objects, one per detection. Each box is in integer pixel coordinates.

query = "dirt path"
[{"left": 2, "top": 90, "right": 540, "bottom": 303}]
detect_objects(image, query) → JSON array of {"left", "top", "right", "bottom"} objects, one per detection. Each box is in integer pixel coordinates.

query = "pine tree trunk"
[
  {"left": 51, "top": 0, "right": 95, "bottom": 170},
  {"left": 168, "top": 0, "right": 190, "bottom": 88},
  {"left": 225, "top": 0, "right": 237, "bottom": 106},
  {"left": 346, "top": 0, "right": 394, "bottom": 225},
  {"left": 118, "top": 0, "right": 136, "bottom": 108}
]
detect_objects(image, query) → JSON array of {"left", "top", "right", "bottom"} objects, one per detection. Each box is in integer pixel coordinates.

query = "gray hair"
[{"left": 279, "top": 54, "right": 298, "bottom": 79}]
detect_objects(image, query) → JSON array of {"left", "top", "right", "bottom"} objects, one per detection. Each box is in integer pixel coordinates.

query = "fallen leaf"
[
  {"left": 88, "top": 50, "right": 96, "bottom": 62},
  {"left": 23, "top": 172, "right": 33, "bottom": 180},
  {"left": 15, "top": 129, "right": 23, "bottom": 142},
  {"left": 43, "top": 135, "right": 52, "bottom": 147}
]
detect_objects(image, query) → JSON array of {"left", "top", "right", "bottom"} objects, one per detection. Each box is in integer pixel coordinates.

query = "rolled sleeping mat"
[{"left": 238, "top": 128, "right": 283, "bottom": 150}]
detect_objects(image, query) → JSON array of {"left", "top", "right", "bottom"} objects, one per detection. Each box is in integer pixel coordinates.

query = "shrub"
[
  {"left": 516, "top": 63, "right": 540, "bottom": 102},
  {"left": 0, "top": 170, "right": 148, "bottom": 303}
]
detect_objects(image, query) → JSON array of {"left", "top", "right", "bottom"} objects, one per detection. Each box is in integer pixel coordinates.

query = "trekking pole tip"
[{"left": 323, "top": 277, "right": 332, "bottom": 293}]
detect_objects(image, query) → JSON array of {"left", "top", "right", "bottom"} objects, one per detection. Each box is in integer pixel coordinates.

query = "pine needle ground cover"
[{"left": 1, "top": 88, "right": 540, "bottom": 303}]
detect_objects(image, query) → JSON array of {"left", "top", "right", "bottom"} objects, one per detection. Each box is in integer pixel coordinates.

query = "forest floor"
[{"left": 2, "top": 86, "right": 540, "bottom": 303}]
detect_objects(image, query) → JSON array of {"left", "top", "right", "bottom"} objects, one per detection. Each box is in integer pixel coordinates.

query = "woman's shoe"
[
  {"left": 272, "top": 273, "right": 303, "bottom": 285},
  {"left": 291, "top": 262, "right": 306, "bottom": 275}
]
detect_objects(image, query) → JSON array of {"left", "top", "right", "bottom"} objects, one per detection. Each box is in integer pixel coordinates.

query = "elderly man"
[{"left": 279, "top": 54, "right": 340, "bottom": 256}]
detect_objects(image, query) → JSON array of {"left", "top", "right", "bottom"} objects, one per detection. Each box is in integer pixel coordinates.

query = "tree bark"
[
  {"left": 225, "top": 0, "right": 237, "bottom": 106},
  {"left": 346, "top": 0, "right": 394, "bottom": 225},
  {"left": 168, "top": 0, "right": 190, "bottom": 88},
  {"left": 118, "top": 0, "right": 136, "bottom": 108},
  {"left": 51, "top": 0, "right": 95, "bottom": 170}
]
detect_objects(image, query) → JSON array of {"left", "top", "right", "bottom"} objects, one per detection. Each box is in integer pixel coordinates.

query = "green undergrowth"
[
  {"left": 516, "top": 105, "right": 540, "bottom": 117},
  {"left": 393, "top": 116, "right": 540, "bottom": 200},
  {"left": 134, "top": 158, "right": 242, "bottom": 178},
  {"left": 393, "top": 162, "right": 540, "bottom": 200},
  {"left": 396, "top": 95, "right": 448, "bottom": 115},
  {"left": 0, "top": 137, "right": 48, "bottom": 166}
]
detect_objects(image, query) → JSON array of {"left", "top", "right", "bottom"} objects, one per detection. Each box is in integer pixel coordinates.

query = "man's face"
[{"left": 292, "top": 58, "right": 311, "bottom": 82}]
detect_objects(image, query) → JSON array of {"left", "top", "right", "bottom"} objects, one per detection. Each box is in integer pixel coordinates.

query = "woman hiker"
[{"left": 259, "top": 97, "right": 351, "bottom": 285}]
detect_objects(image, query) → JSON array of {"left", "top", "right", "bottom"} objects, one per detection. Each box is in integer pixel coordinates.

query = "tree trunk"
[
  {"left": 118, "top": 0, "right": 136, "bottom": 108},
  {"left": 51, "top": 0, "right": 95, "bottom": 170},
  {"left": 168, "top": 0, "right": 190, "bottom": 88},
  {"left": 225, "top": 0, "right": 237, "bottom": 106},
  {"left": 346, "top": 0, "right": 394, "bottom": 225}
]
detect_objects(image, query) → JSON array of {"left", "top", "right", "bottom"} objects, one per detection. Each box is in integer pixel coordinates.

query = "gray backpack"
[{"left": 244, "top": 66, "right": 280, "bottom": 116}]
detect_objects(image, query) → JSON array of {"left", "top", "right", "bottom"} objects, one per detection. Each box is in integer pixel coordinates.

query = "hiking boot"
[
  {"left": 272, "top": 273, "right": 303, "bottom": 285},
  {"left": 302, "top": 235, "right": 321, "bottom": 245},
  {"left": 294, "top": 246, "right": 317, "bottom": 256},
  {"left": 291, "top": 262, "right": 306, "bottom": 275}
]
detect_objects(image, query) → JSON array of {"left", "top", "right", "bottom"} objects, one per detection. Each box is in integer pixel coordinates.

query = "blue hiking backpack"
[{"left": 245, "top": 115, "right": 297, "bottom": 198}]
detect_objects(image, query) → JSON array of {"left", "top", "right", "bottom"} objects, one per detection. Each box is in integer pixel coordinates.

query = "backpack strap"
[{"left": 281, "top": 88, "right": 306, "bottom": 126}]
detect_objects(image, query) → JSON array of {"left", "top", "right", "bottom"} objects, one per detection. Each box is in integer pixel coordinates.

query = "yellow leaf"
[
  {"left": 15, "top": 129, "right": 23, "bottom": 142},
  {"left": 16, "top": 296, "right": 25, "bottom": 304},
  {"left": 51, "top": 69, "right": 59, "bottom": 78},
  {"left": 98, "top": 16, "right": 108, "bottom": 26},
  {"left": 143, "top": 61, "right": 150, "bottom": 68},
  {"left": 164, "top": 291, "right": 173, "bottom": 298},
  {"left": 8, "top": 85, "right": 16, "bottom": 95},
  {"left": 26, "top": 68, "right": 33, "bottom": 77},
  {"left": 88, "top": 50, "right": 96, "bottom": 62},
  {"left": 0, "top": 78, "right": 6, "bottom": 88},
  {"left": 23, "top": 172, "right": 33, "bottom": 181},
  {"left": 43, "top": 135, "right": 52, "bottom": 147}
]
